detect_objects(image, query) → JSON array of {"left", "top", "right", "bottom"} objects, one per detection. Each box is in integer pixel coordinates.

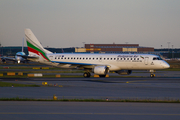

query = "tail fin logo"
[{"left": 27, "top": 41, "right": 50, "bottom": 61}]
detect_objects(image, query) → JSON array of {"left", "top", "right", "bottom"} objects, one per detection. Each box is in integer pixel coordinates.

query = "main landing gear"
[
  {"left": 83, "top": 72, "right": 91, "bottom": 78},
  {"left": 150, "top": 70, "right": 155, "bottom": 78}
]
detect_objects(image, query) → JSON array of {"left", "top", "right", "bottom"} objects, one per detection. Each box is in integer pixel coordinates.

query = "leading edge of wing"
[
  {"left": 17, "top": 55, "right": 39, "bottom": 59},
  {"left": 51, "top": 61, "right": 101, "bottom": 66},
  {"left": 0, "top": 57, "right": 16, "bottom": 61}
]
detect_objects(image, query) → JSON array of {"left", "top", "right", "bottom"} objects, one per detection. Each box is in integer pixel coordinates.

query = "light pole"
[
  {"left": 167, "top": 42, "right": 170, "bottom": 58},
  {"left": 172, "top": 45, "right": 173, "bottom": 59},
  {"left": 167, "top": 42, "right": 170, "bottom": 52}
]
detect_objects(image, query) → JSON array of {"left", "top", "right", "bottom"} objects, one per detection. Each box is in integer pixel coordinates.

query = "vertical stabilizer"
[{"left": 25, "top": 29, "right": 52, "bottom": 62}]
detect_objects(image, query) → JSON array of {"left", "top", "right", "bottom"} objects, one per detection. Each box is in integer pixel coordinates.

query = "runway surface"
[
  {"left": 0, "top": 101, "right": 180, "bottom": 120},
  {"left": 1, "top": 73, "right": 180, "bottom": 120},
  {"left": 1, "top": 77, "right": 180, "bottom": 100}
]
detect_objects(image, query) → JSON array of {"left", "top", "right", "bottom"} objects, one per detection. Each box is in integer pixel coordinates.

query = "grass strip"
[
  {"left": 0, "top": 81, "right": 40, "bottom": 87},
  {"left": 0, "top": 97, "right": 180, "bottom": 103}
]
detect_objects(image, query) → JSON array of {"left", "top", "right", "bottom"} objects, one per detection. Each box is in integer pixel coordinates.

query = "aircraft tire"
[
  {"left": 83, "top": 72, "right": 91, "bottom": 78},
  {"left": 150, "top": 74, "right": 155, "bottom": 78}
]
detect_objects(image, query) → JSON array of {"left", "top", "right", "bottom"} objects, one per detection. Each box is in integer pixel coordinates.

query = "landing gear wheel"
[
  {"left": 150, "top": 74, "right": 155, "bottom": 78},
  {"left": 83, "top": 72, "right": 91, "bottom": 78}
]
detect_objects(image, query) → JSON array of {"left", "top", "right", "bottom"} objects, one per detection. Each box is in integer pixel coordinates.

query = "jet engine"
[
  {"left": 93, "top": 66, "right": 109, "bottom": 75},
  {"left": 116, "top": 70, "right": 132, "bottom": 75}
]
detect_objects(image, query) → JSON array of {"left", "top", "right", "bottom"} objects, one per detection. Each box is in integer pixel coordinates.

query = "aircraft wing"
[
  {"left": 17, "top": 55, "right": 39, "bottom": 59},
  {"left": 52, "top": 61, "right": 109, "bottom": 69},
  {"left": 0, "top": 57, "right": 16, "bottom": 61}
]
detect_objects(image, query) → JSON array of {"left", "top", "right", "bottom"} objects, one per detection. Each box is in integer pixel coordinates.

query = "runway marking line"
[
  {"left": 0, "top": 112, "right": 180, "bottom": 116},
  {"left": 126, "top": 80, "right": 147, "bottom": 83}
]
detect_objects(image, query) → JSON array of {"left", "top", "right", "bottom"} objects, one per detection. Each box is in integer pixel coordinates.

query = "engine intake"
[{"left": 93, "top": 66, "right": 109, "bottom": 75}]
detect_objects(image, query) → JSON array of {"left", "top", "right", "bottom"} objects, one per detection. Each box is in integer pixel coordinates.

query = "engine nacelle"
[
  {"left": 93, "top": 66, "right": 109, "bottom": 75},
  {"left": 116, "top": 70, "right": 132, "bottom": 75}
]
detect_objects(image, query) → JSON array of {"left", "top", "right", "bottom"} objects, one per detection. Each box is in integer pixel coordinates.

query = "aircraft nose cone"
[{"left": 163, "top": 62, "right": 170, "bottom": 69}]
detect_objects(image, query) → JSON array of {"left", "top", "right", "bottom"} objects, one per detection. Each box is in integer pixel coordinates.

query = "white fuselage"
[{"left": 42, "top": 53, "right": 170, "bottom": 71}]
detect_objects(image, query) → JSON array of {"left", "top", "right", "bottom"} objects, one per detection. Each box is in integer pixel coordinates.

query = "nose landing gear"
[
  {"left": 150, "top": 74, "right": 155, "bottom": 78},
  {"left": 150, "top": 70, "right": 155, "bottom": 78}
]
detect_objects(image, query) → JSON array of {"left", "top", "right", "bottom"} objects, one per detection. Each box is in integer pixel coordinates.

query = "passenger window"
[
  {"left": 104, "top": 58, "right": 106, "bottom": 60},
  {"left": 111, "top": 58, "right": 112, "bottom": 60},
  {"left": 117, "top": 58, "right": 119, "bottom": 60},
  {"left": 127, "top": 58, "right": 129, "bottom": 60},
  {"left": 114, "top": 58, "right": 116, "bottom": 60},
  {"left": 61, "top": 57, "right": 63, "bottom": 59},
  {"left": 96, "top": 58, "right": 98, "bottom": 60},
  {"left": 107, "top": 58, "right": 109, "bottom": 60},
  {"left": 89, "top": 58, "right": 91, "bottom": 60}
]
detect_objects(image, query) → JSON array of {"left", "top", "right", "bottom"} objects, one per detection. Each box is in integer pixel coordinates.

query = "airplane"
[
  {"left": 1, "top": 39, "right": 28, "bottom": 63},
  {"left": 24, "top": 28, "right": 170, "bottom": 78}
]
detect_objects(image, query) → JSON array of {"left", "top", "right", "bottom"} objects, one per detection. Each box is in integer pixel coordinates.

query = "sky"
[{"left": 0, "top": 0, "right": 180, "bottom": 48}]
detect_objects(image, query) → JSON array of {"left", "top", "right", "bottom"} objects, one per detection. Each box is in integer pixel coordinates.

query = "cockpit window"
[{"left": 153, "top": 57, "right": 162, "bottom": 60}]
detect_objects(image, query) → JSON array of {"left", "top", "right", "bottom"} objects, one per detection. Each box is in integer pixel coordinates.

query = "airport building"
[
  {"left": 84, "top": 44, "right": 154, "bottom": 53},
  {"left": 1, "top": 46, "right": 180, "bottom": 59}
]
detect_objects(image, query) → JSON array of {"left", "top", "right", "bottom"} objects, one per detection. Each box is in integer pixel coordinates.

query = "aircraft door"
[{"left": 144, "top": 57, "right": 149, "bottom": 65}]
